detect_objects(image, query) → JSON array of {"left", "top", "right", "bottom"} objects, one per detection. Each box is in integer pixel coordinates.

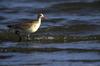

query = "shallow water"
[
  {"left": 0, "top": 41, "right": 100, "bottom": 66},
  {"left": 0, "top": 0, "right": 100, "bottom": 66}
]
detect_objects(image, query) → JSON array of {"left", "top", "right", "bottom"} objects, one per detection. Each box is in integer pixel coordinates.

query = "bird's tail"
[{"left": 7, "top": 25, "right": 12, "bottom": 28}]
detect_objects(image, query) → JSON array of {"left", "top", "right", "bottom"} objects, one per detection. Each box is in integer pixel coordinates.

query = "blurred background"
[{"left": 0, "top": 0, "right": 100, "bottom": 66}]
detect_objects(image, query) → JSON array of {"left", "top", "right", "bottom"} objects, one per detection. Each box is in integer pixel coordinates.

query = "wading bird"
[{"left": 7, "top": 13, "right": 46, "bottom": 41}]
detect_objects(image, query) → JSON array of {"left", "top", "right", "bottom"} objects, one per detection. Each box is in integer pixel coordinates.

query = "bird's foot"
[
  {"left": 25, "top": 34, "right": 32, "bottom": 41},
  {"left": 27, "top": 37, "right": 32, "bottom": 41}
]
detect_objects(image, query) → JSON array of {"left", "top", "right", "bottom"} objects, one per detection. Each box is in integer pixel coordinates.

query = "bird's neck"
[
  {"left": 37, "top": 16, "right": 42, "bottom": 23},
  {"left": 38, "top": 17, "right": 42, "bottom": 22}
]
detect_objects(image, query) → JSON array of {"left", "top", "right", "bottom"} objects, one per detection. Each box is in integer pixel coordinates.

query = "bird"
[{"left": 7, "top": 13, "right": 46, "bottom": 41}]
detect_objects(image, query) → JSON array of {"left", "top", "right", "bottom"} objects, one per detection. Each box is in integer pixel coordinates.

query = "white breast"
[{"left": 28, "top": 22, "right": 41, "bottom": 33}]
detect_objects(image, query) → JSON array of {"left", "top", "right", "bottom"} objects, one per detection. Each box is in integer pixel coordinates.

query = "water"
[{"left": 0, "top": 0, "right": 100, "bottom": 66}]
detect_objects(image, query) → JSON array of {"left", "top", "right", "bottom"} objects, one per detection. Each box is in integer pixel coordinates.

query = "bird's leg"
[
  {"left": 26, "top": 33, "right": 31, "bottom": 41},
  {"left": 15, "top": 30, "right": 22, "bottom": 41}
]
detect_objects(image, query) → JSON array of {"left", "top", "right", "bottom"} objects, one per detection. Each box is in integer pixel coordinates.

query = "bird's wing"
[{"left": 7, "top": 20, "right": 37, "bottom": 29}]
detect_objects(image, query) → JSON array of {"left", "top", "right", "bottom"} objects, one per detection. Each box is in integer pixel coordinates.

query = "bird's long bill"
[{"left": 43, "top": 16, "right": 47, "bottom": 19}]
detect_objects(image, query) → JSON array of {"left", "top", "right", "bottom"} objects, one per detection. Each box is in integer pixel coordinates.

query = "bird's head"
[{"left": 38, "top": 13, "right": 47, "bottom": 19}]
